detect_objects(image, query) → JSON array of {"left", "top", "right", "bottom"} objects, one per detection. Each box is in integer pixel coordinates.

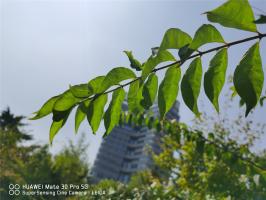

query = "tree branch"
[{"left": 88, "top": 33, "right": 266, "bottom": 100}]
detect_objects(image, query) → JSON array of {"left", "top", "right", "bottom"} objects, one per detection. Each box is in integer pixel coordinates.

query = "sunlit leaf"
[
  {"left": 128, "top": 80, "right": 144, "bottom": 113},
  {"left": 100, "top": 67, "right": 136, "bottom": 92},
  {"left": 87, "top": 94, "right": 108, "bottom": 133},
  {"left": 159, "top": 28, "right": 192, "bottom": 51},
  {"left": 30, "top": 95, "right": 61, "bottom": 120},
  {"left": 233, "top": 42, "right": 264, "bottom": 116},
  {"left": 70, "top": 84, "right": 93, "bottom": 98},
  {"left": 104, "top": 88, "right": 126, "bottom": 136},
  {"left": 141, "top": 50, "right": 176, "bottom": 80},
  {"left": 181, "top": 57, "right": 202, "bottom": 115},
  {"left": 204, "top": 48, "right": 228, "bottom": 112},
  {"left": 141, "top": 73, "right": 158, "bottom": 109},
  {"left": 206, "top": 0, "right": 257, "bottom": 32},
  {"left": 124, "top": 51, "right": 142, "bottom": 71},
  {"left": 189, "top": 24, "right": 225, "bottom": 50},
  {"left": 158, "top": 65, "right": 181, "bottom": 119},
  {"left": 54, "top": 90, "right": 81, "bottom": 111},
  {"left": 88, "top": 76, "right": 105, "bottom": 94},
  {"left": 119, "top": 112, "right": 125, "bottom": 126},
  {"left": 74, "top": 99, "right": 90, "bottom": 133}
]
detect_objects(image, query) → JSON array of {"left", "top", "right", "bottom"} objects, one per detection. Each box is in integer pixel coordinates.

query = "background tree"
[
  {"left": 84, "top": 103, "right": 266, "bottom": 199},
  {"left": 0, "top": 108, "right": 91, "bottom": 200}
]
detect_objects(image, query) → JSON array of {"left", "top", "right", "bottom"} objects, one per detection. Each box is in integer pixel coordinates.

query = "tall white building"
[{"left": 92, "top": 101, "right": 179, "bottom": 183}]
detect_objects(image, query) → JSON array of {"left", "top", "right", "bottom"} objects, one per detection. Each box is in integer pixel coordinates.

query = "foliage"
[
  {"left": 83, "top": 107, "right": 266, "bottom": 200},
  {"left": 155, "top": 114, "right": 266, "bottom": 199},
  {"left": 30, "top": 0, "right": 265, "bottom": 143},
  {"left": 0, "top": 108, "right": 90, "bottom": 199},
  {"left": 84, "top": 171, "right": 180, "bottom": 200},
  {"left": 204, "top": 48, "right": 227, "bottom": 112},
  {"left": 206, "top": 0, "right": 257, "bottom": 32},
  {"left": 52, "top": 136, "right": 90, "bottom": 185}
]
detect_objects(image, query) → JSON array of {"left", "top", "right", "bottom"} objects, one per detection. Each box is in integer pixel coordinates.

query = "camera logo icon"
[{"left": 9, "top": 184, "right": 20, "bottom": 196}]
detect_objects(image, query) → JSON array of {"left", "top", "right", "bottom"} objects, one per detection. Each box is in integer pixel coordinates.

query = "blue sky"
[{"left": 1, "top": 0, "right": 265, "bottom": 164}]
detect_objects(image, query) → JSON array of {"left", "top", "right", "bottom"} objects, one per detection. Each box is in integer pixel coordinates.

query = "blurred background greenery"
[{"left": 1, "top": 104, "right": 266, "bottom": 200}]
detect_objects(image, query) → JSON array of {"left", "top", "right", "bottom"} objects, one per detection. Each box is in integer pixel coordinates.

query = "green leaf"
[
  {"left": 50, "top": 108, "right": 72, "bottom": 144},
  {"left": 206, "top": 0, "right": 257, "bottom": 32},
  {"left": 178, "top": 44, "right": 194, "bottom": 61},
  {"left": 204, "top": 48, "right": 228, "bottom": 112},
  {"left": 254, "top": 15, "right": 266, "bottom": 24},
  {"left": 88, "top": 76, "right": 106, "bottom": 94},
  {"left": 127, "top": 80, "right": 144, "bottom": 113},
  {"left": 74, "top": 99, "right": 90, "bottom": 133},
  {"left": 124, "top": 51, "right": 142, "bottom": 71},
  {"left": 119, "top": 112, "right": 125, "bottom": 126},
  {"left": 70, "top": 84, "right": 93, "bottom": 98},
  {"left": 159, "top": 28, "right": 192, "bottom": 51},
  {"left": 54, "top": 90, "right": 81, "bottom": 111},
  {"left": 233, "top": 42, "right": 264, "bottom": 116},
  {"left": 141, "top": 50, "right": 176, "bottom": 80},
  {"left": 181, "top": 57, "right": 202, "bottom": 115},
  {"left": 141, "top": 73, "right": 158, "bottom": 109},
  {"left": 30, "top": 95, "right": 61, "bottom": 120},
  {"left": 189, "top": 24, "right": 225, "bottom": 50},
  {"left": 239, "top": 98, "right": 245, "bottom": 107},
  {"left": 87, "top": 94, "right": 108, "bottom": 133},
  {"left": 158, "top": 65, "right": 181, "bottom": 119},
  {"left": 104, "top": 88, "right": 126, "bottom": 136},
  {"left": 100, "top": 67, "right": 136, "bottom": 92}
]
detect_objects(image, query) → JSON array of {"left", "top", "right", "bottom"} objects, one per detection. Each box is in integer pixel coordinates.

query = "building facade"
[{"left": 91, "top": 101, "right": 180, "bottom": 183}]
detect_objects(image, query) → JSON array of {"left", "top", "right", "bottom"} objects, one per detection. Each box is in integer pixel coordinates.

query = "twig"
[{"left": 86, "top": 33, "right": 266, "bottom": 101}]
